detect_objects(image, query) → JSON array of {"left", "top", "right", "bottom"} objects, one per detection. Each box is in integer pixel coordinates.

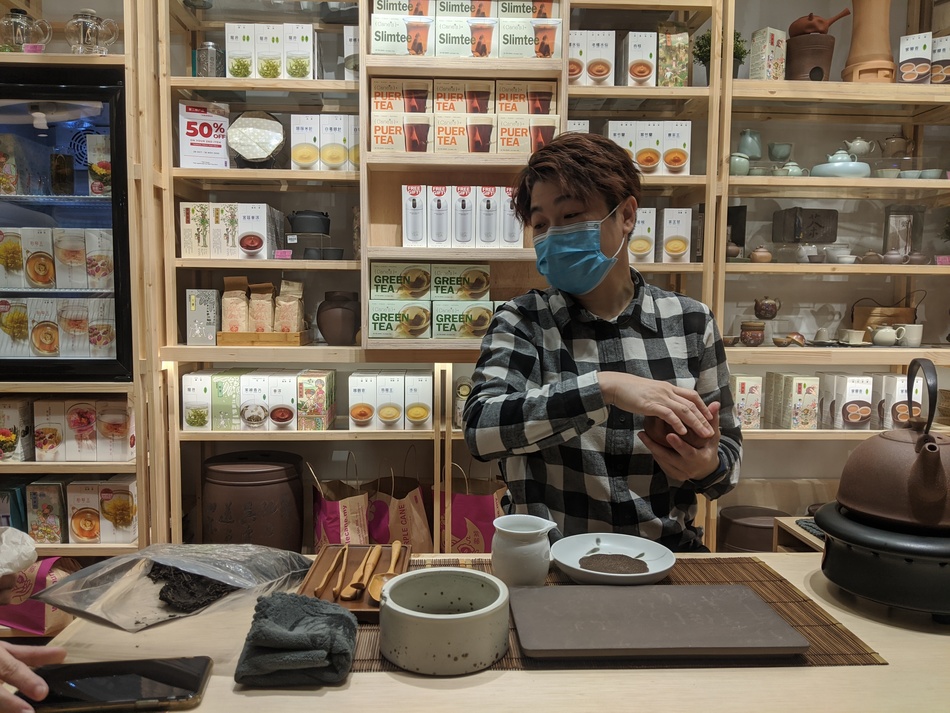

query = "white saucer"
[
  {"left": 550, "top": 533, "right": 675, "bottom": 585},
  {"left": 841, "top": 341, "right": 874, "bottom": 347}
]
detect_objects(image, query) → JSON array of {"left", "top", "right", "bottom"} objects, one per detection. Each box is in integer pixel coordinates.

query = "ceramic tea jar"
[
  {"left": 753, "top": 296, "right": 782, "bottom": 320},
  {"left": 491, "top": 514, "right": 556, "bottom": 587},
  {"left": 740, "top": 321, "right": 766, "bottom": 347},
  {"left": 748, "top": 246, "right": 772, "bottom": 263},
  {"left": 726, "top": 241, "right": 742, "bottom": 258},
  {"left": 316, "top": 291, "right": 359, "bottom": 346},
  {"left": 729, "top": 152, "right": 750, "bottom": 176}
]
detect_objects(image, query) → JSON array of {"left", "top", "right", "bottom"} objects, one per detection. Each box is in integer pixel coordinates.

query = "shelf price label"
[{"left": 179, "top": 101, "right": 230, "bottom": 169}]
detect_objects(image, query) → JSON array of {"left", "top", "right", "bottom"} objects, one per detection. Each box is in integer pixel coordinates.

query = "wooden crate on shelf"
[{"left": 215, "top": 331, "right": 312, "bottom": 346}]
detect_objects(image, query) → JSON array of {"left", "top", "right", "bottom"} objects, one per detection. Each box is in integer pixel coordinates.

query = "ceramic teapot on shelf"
[
  {"left": 859, "top": 250, "right": 883, "bottom": 264},
  {"left": 869, "top": 325, "right": 904, "bottom": 346},
  {"left": 748, "top": 246, "right": 772, "bottom": 263},
  {"left": 788, "top": 8, "right": 851, "bottom": 36},
  {"left": 753, "top": 296, "right": 782, "bottom": 320},
  {"left": 782, "top": 161, "right": 809, "bottom": 176},
  {"left": 906, "top": 251, "right": 931, "bottom": 265},
  {"left": 877, "top": 133, "right": 915, "bottom": 158},
  {"left": 833, "top": 358, "right": 950, "bottom": 532},
  {"left": 843, "top": 137, "right": 876, "bottom": 157},
  {"left": 827, "top": 149, "right": 858, "bottom": 163},
  {"left": 882, "top": 248, "right": 908, "bottom": 265}
]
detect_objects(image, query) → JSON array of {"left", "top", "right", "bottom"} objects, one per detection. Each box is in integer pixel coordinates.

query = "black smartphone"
[{"left": 16, "top": 656, "right": 213, "bottom": 712}]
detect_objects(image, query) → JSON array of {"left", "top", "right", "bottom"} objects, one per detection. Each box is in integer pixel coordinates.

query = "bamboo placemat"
[{"left": 351, "top": 556, "right": 886, "bottom": 672}]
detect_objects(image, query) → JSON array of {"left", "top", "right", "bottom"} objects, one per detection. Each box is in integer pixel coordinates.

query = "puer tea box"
[
  {"left": 99, "top": 474, "right": 138, "bottom": 544},
  {"left": 402, "top": 185, "right": 427, "bottom": 246},
  {"left": 427, "top": 185, "right": 452, "bottom": 247},
  {"left": 64, "top": 399, "right": 98, "bottom": 462},
  {"left": 729, "top": 375, "right": 762, "bottom": 430},
  {"left": 372, "top": 113, "right": 409, "bottom": 153},
  {"left": 26, "top": 476, "right": 70, "bottom": 544},
  {"left": 268, "top": 370, "right": 299, "bottom": 432},
  {"left": 496, "top": 115, "right": 530, "bottom": 153},
  {"left": 349, "top": 371, "right": 378, "bottom": 430},
  {"left": 181, "top": 369, "right": 215, "bottom": 432},
  {"left": 433, "top": 301, "right": 494, "bottom": 339},
  {"left": 435, "top": 80, "right": 466, "bottom": 114},
  {"left": 431, "top": 263, "right": 491, "bottom": 300},
  {"left": 33, "top": 399, "right": 65, "bottom": 463},
  {"left": 225, "top": 23, "right": 256, "bottom": 78},
  {"left": 240, "top": 371, "right": 270, "bottom": 431},
  {"left": 298, "top": 369, "right": 336, "bottom": 431},
  {"left": 95, "top": 398, "right": 135, "bottom": 462},
  {"left": 376, "top": 370, "right": 406, "bottom": 429},
  {"left": 185, "top": 289, "right": 220, "bottom": 346},
  {"left": 405, "top": 370, "right": 434, "bottom": 430},
  {"left": 495, "top": 81, "right": 529, "bottom": 114},
  {"left": 372, "top": 79, "right": 406, "bottom": 113},
  {"left": 434, "top": 114, "right": 469, "bottom": 153},
  {"left": 370, "top": 262, "right": 432, "bottom": 300},
  {"left": 66, "top": 480, "right": 102, "bottom": 544},
  {"left": 0, "top": 397, "right": 34, "bottom": 461},
  {"left": 255, "top": 23, "right": 284, "bottom": 79},
  {"left": 368, "top": 300, "right": 432, "bottom": 339}
]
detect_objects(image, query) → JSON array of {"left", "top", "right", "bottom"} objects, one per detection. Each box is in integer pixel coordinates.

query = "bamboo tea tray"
[
  {"left": 298, "top": 543, "right": 411, "bottom": 623},
  {"left": 215, "top": 330, "right": 312, "bottom": 346}
]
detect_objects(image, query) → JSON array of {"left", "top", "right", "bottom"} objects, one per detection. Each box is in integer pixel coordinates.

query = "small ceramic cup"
[
  {"left": 839, "top": 328, "right": 866, "bottom": 344},
  {"left": 920, "top": 168, "right": 944, "bottom": 179},
  {"left": 771, "top": 168, "right": 790, "bottom": 176},
  {"left": 895, "top": 323, "right": 923, "bottom": 347},
  {"left": 875, "top": 168, "right": 901, "bottom": 178},
  {"left": 898, "top": 170, "right": 921, "bottom": 179}
]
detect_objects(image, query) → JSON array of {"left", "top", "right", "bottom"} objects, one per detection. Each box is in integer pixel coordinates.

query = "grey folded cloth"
[{"left": 234, "top": 592, "right": 358, "bottom": 687}]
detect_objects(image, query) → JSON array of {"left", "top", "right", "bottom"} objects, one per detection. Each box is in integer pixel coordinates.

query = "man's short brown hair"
[{"left": 511, "top": 132, "right": 642, "bottom": 224}]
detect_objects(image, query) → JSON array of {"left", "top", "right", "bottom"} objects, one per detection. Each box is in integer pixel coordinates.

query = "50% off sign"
[{"left": 178, "top": 102, "right": 230, "bottom": 169}]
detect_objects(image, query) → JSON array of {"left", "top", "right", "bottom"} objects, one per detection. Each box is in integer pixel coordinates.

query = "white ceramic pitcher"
[{"left": 491, "top": 514, "right": 556, "bottom": 587}]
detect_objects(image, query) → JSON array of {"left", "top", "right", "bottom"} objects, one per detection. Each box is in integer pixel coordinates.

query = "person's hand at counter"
[
  {"left": 0, "top": 641, "right": 66, "bottom": 713},
  {"left": 599, "top": 371, "right": 715, "bottom": 439},
  {"left": 639, "top": 402, "right": 722, "bottom": 483}
]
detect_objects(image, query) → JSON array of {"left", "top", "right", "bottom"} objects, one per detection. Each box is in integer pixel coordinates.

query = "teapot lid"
[{"left": 9, "top": 8, "right": 27, "bottom": 15}]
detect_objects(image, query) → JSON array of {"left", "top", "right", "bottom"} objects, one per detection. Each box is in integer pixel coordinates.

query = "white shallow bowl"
[
  {"left": 379, "top": 567, "right": 509, "bottom": 676},
  {"left": 551, "top": 533, "right": 676, "bottom": 585},
  {"left": 810, "top": 161, "right": 871, "bottom": 178}
]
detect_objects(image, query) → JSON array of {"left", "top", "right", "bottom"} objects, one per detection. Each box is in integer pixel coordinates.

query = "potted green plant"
[{"left": 693, "top": 30, "right": 748, "bottom": 83}]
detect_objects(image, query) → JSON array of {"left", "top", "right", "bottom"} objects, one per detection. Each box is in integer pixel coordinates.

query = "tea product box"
[
  {"left": 0, "top": 397, "right": 34, "bottom": 462},
  {"left": 0, "top": 228, "right": 24, "bottom": 288},
  {"left": 178, "top": 101, "right": 230, "bottom": 169},
  {"left": 434, "top": 114, "right": 469, "bottom": 153},
  {"left": 26, "top": 297, "right": 58, "bottom": 360},
  {"left": 21, "top": 228, "right": 54, "bottom": 289},
  {"left": 435, "top": 80, "right": 466, "bottom": 113},
  {"left": 497, "top": 1, "right": 560, "bottom": 18},
  {"left": 431, "top": 263, "right": 491, "bottom": 300},
  {"left": 184, "top": 290, "right": 220, "bottom": 347},
  {"left": 370, "top": 262, "right": 432, "bottom": 300},
  {"left": 85, "top": 134, "right": 112, "bottom": 196},
  {"left": 84, "top": 229, "right": 114, "bottom": 290},
  {"left": 730, "top": 374, "right": 762, "bottom": 430},
  {"left": 373, "top": 15, "right": 432, "bottom": 57},
  {"left": 427, "top": 185, "right": 452, "bottom": 247},
  {"left": 290, "top": 115, "right": 320, "bottom": 171},
  {"left": 568, "top": 30, "right": 586, "bottom": 85},
  {"left": 498, "top": 19, "right": 561, "bottom": 59},
  {"left": 376, "top": 370, "right": 406, "bottom": 429},
  {"left": 95, "top": 399, "right": 135, "bottom": 462},
  {"left": 236, "top": 203, "right": 284, "bottom": 260},
  {"left": 54, "top": 297, "right": 89, "bottom": 359},
  {"left": 437, "top": 0, "right": 498, "bottom": 14},
  {"left": 495, "top": 80, "right": 529, "bottom": 114},
  {"left": 100, "top": 474, "right": 138, "bottom": 544},
  {"left": 268, "top": 370, "right": 298, "bottom": 432},
  {"left": 931, "top": 35, "right": 950, "bottom": 83},
  {"left": 373, "top": 0, "right": 435, "bottom": 16},
  {"left": 254, "top": 24, "right": 283, "bottom": 79},
  {"left": 499, "top": 185, "right": 523, "bottom": 246},
  {"left": 634, "top": 121, "right": 663, "bottom": 174},
  {"left": 661, "top": 120, "right": 691, "bottom": 176},
  {"left": 51, "top": 228, "right": 88, "bottom": 288},
  {"left": 87, "top": 299, "right": 116, "bottom": 359},
  {"left": 622, "top": 31, "right": 657, "bottom": 87},
  {"left": 777, "top": 375, "right": 819, "bottom": 430},
  {"left": 628, "top": 206, "right": 656, "bottom": 264},
  {"left": 749, "top": 27, "right": 786, "bottom": 81},
  {"left": 33, "top": 399, "right": 65, "bottom": 463},
  {"left": 433, "top": 300, "right": 494, "bottom": 339},
  {"left": 283, "top": 23, "right": 314, "bottom": 79},
  {"left": 368, "top": 300, "right": 432, "bottom": 339},
  {"left": 659, "top": 208, "right": 691, "bottom": 263},
  {"left": 656, "top": 21, "right": 689, "bottom": 87},
  {"left": 526, "top": 81, "right": 557, "bottom": 115},
  {"left": 349, "top": 371, "right": 378, "bottom": 429},
  {"left": 402, "top": 184, "right": 428, "bottom": 246},
  {"left": 209, "top": 203, "right": 238, "bottom": 259},
  {"left": 0, "top": 297, "right": 29, "bottom": 359},
  {"left": 0, "top": 476, "right": 30, "bottom": 530},
  {"left": 298, "top": 369, "right": 336, "bottom": 431},
  {"left": 181, "top": 369, "right": 215, "bottom": 431},
  {"left": 372, "top": 79, "right": 406, "bottom": 113},
  {"left": 435, "top": 16, "right": 497, "bottom": 59},
  {"left": 225, "top": 23, "right": 256, "bottom": 78},
  {"left": 586, "top": 31, "right": 615, "bottom": 86},
  {"left": 26, "top": 476, "right": 70, "bottom": 543},
  {"left": 475, "top": 187, "right": 501, "bottom": 245},
  {"left": 497, "top": 115, "right": 530, "bottom": 153},
  {"left": 211, "top": 368, "right": 251, "bottom": 431},
  {"left": 606, "top": 120, "right": 636, "bottom": 160},
  {"left": 343, "top": 25, "right": 360, "bottom": 81},
  {"left": 372, "top": 113, "right": 434, "bottom": 153},
  {"left": 66, "top": 480, "right": 101, "bottom": 544},
  {"left": 64, "top": 399, "right": 98, "bottom": 462},
  {"left": 240, "top": 371, "right": 270, "bottom": 431},
  {"left": 347, "top": 115, "right": 360, "bottom": 169},
  {"left": 815, "top": 371, "right": 844, "bottom": 429},
  {"left": 405, "top": 370, "right": 434, "bottom": 430},
  {"left": 832, "top": 375, "right": 874, "bottom": 430},
  {"left": 899, "top": 32, "right": 932, "bottom": 84},
  {"left": 868, "top": 372, "right": 923, "bottom": 429},
  {"left": 319, "top": 114, "right": 349, "bottom": 170},
  {"left": 452, "top": 186, "right": 477, "bottom": 248},
  {"left": 178, "top": 203, "right": 210, "bottom": 258}
]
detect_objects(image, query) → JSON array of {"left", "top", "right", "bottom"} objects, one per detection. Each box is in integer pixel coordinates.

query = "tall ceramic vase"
[{"left": 842, "top": 0, "right": 897, "bottom": 81}]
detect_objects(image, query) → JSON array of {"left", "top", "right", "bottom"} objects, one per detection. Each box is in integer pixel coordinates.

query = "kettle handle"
[{"left": 906, "top": 358, "right": 937, "bottom": 437}]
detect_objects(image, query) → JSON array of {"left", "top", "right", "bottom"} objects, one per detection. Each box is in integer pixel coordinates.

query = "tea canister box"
[
  {"left": 297, "top": 369, "right": 336, "bottom": 431},
  {"left": 368, "top": 300, "right": 432, "bottom": 339},
  {"left": 179, "top": 202, "right": 210, "bottom": 258},
  {"left": 99, "top": 474, "right": 138, "bottom": 544},
  {"left": 816, "top": 372, "right": 845, "bottom": 429},
  {"left": 868, "top": 372, "right": 923, "bottom": 430},
  {"left": 212, "top": 368, "right": 252, "bottom": 431},
  {"left": 185, "top": 289, "right": 220, "bottom": 346},
  {"left": 182, "top": 369, "right": 215, "bottom": 432},
  {"left": 33, "top": 400, "right": 66, "bottom": 463},
  {"left": 349, "top": 371, "right": 378, "bottom": 430},
  {"left": 66, "top": 480, "right": 102, "bottom": 544},
  {"left": 95, "top": 399, "right": 135, "bottom": 462},
  {"left": 405, "top": 370, "right": 433, "bottom": 430},
  {"left": 749, "top": 27, "right": 786, "bottom": 81},
  {"left": 832, "top": 375, "right": 874, "bottom": 430},
  {"left": 0, "top": 397, "right": 34, "bottom": 462},
  {"left": 622, "top": 32, "right": 657, "bottom": 87},
  {"left": 26, "top": 476, "right": 71, "bottom": 544},
  {"left": 898, "top": 32, "right": 932, "bottom": 84},
  {"left": 656, "top": 21, "right": 689, "bottom": 87},
  {"left": 585, "top": 31, "right": 615, "bottom": 86}
]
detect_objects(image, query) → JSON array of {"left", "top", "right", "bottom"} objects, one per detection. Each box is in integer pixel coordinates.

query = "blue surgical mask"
[{"left": 534, "top": 205, "right": 623, "bottom": 295}]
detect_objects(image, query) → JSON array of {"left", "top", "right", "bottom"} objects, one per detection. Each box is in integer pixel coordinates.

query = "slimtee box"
[
  {"left": 498, "top": 19, "right": 561, "bottom": 59},
  {"left": 622, "top": 32, "right": 657, "bottom": 86},
  {"left": 436, "top": 0, "right": 497, "bottom": 15},
  {"left": 371, "top": 15, "right": 412, "bottom": 56},
  {"left": 498, "top": 1, "right": 559, "bottom": 18},
  {"left": 436, "top": 16, "right": 498, "bottom": 59},
  {"left": 373, "top": 0, "right": 436, "bottom": 16},
  {"left": 402, "top": 185, "right": 427, "bottom": 246},
  {"left": 628, "top": 207, "right": 656, "bottom": 264}
]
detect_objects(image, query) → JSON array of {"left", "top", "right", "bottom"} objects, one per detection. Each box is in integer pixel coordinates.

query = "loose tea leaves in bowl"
[{"left": 578, "top": 553, "right": 648, "bottom": 575}]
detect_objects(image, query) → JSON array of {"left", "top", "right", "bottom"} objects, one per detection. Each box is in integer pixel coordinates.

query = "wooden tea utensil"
[
  {"left": 314, "top": 546, "right": 346, "bottom": 599},
  {"left": 330, "top": 543, "right": 349, "bottom": 601},
  {"left": 340, "top": 545, "right": 382, "bottom": 601},
  {"left": 367, "top": 540, "right": 403, "bottom": 606}
]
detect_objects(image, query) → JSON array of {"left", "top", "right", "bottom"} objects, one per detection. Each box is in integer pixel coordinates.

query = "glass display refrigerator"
[{"left": 0, "top": 65, "right": 132, "bottom": 381}]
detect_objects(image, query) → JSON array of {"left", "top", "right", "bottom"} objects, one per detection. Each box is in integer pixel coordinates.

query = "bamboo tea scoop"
[
  {"left": 314, "top": 546, "right": 346, "bottom": 598},
  {"left": 367, "top": 540, "right": 403, "bottom": 605},
  {"left": 340, "top": 545, "right": 382, "bottom": 601},
  {"left": 330, "top": 544, "right": 350, "bottom": 601}
]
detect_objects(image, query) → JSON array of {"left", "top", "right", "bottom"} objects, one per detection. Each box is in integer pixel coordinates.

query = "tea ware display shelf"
[
  {"left": 174, "top": 258, "right": 360, "bottom": 271},
  {"left": 171, "top": 169, "right": 360, "bottom": 194},
  {"left": 725, "top": 264, "right": 949, "bottom": 276},
  {"left": 167, "top": 0, "right": 350, "bottom": 33},
  {"left": 724, "top": 347, "right": 950, "bottom": 367},
  {"left": 568, "top": 0, "right": 713, "bottom": 32},
  {"left": 0, "top": 53, "right": 125, "bottom": 66}
]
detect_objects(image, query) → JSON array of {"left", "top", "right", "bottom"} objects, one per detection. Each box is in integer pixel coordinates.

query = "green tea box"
[
  {"left": 211, "top": 368, "right": 251, "bottom": 431},
  {"left": 255, "top": 23, "right": 284, "bottom": 79},
  {"left": 225, "top": 23, "right": 255, "bottom": 78},
  {"left": 371, "top": 262, "right": 431, "bottom": 300},
  {"left": 431, "top": 263, "right": 491, "bottom": 300},
  {"left": 283, "top": 23, "right": 313, "bottom": 79},
  {"left": 368, "top": 300, "right": 432, "bottom": 339},
  {"left": 433, "top": 301, "right": 494, "bottom": 339},
  {"left": 181, "top": 369, "right": 215, "bottom": 432}
]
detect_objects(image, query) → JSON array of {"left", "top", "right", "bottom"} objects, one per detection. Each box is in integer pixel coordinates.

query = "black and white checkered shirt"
[{"left": 463, "top": 270, "right": 742, "bottom": 551}]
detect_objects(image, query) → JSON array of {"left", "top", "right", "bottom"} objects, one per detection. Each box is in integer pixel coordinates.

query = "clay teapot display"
[
  {"left": 782, "top": 161, "right": 809, "bottom": 176},
  {"left": 882, "top": 248, "right": 908, "bottom": 264},
  {"left": 906, "top": 251, "right": 931, "bottom": 265},
  {"left": 827, "top": 149, "right": 858, "bottom": 163},
  {"left": 843, "top": 137, "right": 875, "bottom": 157},
  {"left": 788, "top": 8, "right": 851, "bottom": 37},
  {"left": 748, "top": 246, "right": 772, "bottom": 263},
  {"left": 859, "top": 250, "right": 883, "bottom": 264},
  {"left": 753, "top": 296, "right": 782, "bottom": 320},
  {"left": 877, "top": 133, "right": 915, "bottom": 158},
  {"left": 725, "top": 241, "right": 742, "bottom": 258},
  {"left": 835, "top": 359, "right": 950, "bottom": 532}
]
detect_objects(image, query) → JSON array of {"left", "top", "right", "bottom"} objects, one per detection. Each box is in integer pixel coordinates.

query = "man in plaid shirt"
[{"left": 463, "top": 133, "right": 741, "bottom": 552}]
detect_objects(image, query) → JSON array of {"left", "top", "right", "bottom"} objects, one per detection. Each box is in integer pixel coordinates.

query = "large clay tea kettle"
[
  {"left": 835, "top": 358, "right": 950, "bottom": 532},
  {"left": 788, "top": 8, "right": 851, "bottom": 37}
]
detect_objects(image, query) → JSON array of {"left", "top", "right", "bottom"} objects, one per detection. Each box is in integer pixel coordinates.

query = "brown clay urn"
[
  {"left": 835, "top": 358, "right": 950, "bottom": 533},
  {"left": 788, "top": 8, "right": 851, "bottom": 37}
]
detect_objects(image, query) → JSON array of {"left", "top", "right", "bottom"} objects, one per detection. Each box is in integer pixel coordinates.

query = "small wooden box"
[{"left": 215, "top": 331, "right": 312, "bottom": 346}]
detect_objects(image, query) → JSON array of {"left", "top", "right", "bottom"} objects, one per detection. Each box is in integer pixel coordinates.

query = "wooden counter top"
[{"left": 46, "top": 553, "right": 950, "bottom": 712}]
